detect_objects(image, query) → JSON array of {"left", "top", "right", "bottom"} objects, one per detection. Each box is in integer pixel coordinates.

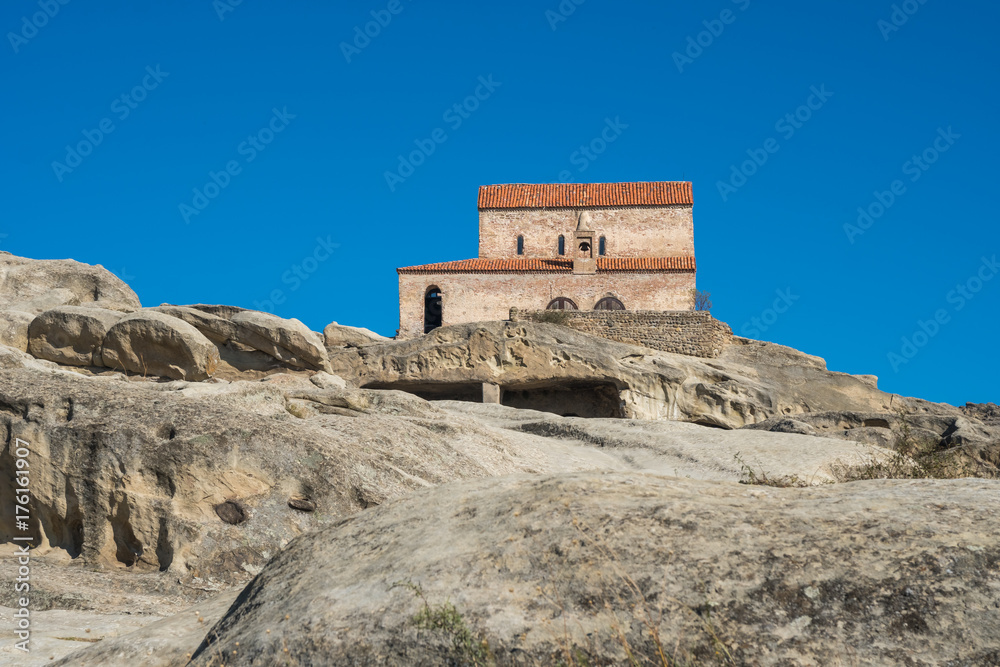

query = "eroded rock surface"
[
  {"left": 0, "top": 359, "right": 892, "bottom": 589},
  {"left": 187, "top": 472, "right": 1000, "bottom": 666},
  {"left": 28, "top": 305, "right": 124, "bottom": 367},
  {"left": 0, "top": 253, "right": 140, "bottom": 313},
  {"left": 101, "top": 310, "right": 221, "bottom": 381}
]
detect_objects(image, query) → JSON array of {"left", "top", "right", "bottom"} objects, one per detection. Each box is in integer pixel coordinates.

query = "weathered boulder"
[
  {"left": 0, "top": 309, "right": 34, "bottom": 351},
  {"left": 230, "top": 310, "right": 330, "bottom": 371},
  {"left": 323, "top": 321, "right": 390, "bottom": 349},
  {"left": 28, "top": 305, "right": 125, "bottom": 367},
  {"left": 148, "top": 305, "right": 239, "bottom": 344},
  {"left": 0, "top": 253, "right": 140, "bottom": 313},
  {"left": 148, "top": 305, "right": 333, "bottom": 377},
  {"left": 188, "top": 472, "right": 1000, "bottom": 666},
  {"left": 101, "top": 310, "right": 220, "bottom": 380}
]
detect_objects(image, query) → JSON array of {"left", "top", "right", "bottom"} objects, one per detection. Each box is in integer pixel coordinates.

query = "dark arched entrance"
[
  {"left": 424, "top": 286, "right": 443, "bottom": 333},
  {"left": 546, "top": 297, "right": 578, "bottom": 310},
  {"left": 594, "top": 296, "right": 625, "bottom": 311}
]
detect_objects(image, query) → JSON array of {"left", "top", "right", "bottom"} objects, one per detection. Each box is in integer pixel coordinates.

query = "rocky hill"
[{"left": 0, "top": 252, "right": 996, "bottom": 666}]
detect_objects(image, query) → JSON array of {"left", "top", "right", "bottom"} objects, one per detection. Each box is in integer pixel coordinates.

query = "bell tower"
[{"left": 573, "top": 211, "right": 597, "bottom": 274}]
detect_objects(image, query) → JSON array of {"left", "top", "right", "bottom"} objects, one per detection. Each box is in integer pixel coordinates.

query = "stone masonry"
[{"left": 512, "top": 309, "right": 733, "bottom": 358}]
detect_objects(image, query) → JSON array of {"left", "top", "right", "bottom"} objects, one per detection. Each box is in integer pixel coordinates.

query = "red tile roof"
[
  {"left": 397, "top": 257, "right": 696, "bottom": 274},
  {"left": 478, "top": 182, "right": 693, "bottom": 209}
]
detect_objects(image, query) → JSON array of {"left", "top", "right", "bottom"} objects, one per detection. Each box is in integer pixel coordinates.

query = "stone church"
[{"left": 396, "top": 181, "right": 696, "bottom": 337}]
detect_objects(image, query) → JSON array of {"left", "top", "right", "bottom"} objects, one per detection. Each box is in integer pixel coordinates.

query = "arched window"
[
  {"left": 424, "top": 286, "right": 443, "bottom": 333},
  {"left": 517, "top": 235, "right": 524, "bottom": 255},
  {"left": 558, "top": 235, "right": 565, "bottom": 255},
  {"left": 546, "top": 297, "right": 578, "bottom": 310},
  {"left": 599, "top": 236, "right": 606, "bottom": 256},
  {"left": 594, "top": 296, "right": 625, "bottom": 311}
]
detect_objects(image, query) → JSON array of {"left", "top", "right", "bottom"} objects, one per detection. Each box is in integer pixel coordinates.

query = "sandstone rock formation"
[
  {"left": 186, "top": 472, "right": 1000, "bottom": 666},
  {"left": 0, "top": 252, "right": 140, "bottom": 313},
  {"left": 229, "top": 310, "right": 331, "bottom": 372},
  {"left": 1, "top": 252, "right": 996, "bottom": 666},
  {"left": 0, "top": 357, "right": 890, "bottom": 589},
  {"left": 0, "top": 309, "right": 33, "bottom": 351},
  {"left": 101, "top": 310, "right": 221, "bottom": 381},
  {"left": 27, "top": 305, "right": 125, "bottom": 367},
  {"left": 329, "top": 321, "right": 895, "bottom": 424},
  {"left": 324, "top": 320, "right": 390, "bottom": 349}
]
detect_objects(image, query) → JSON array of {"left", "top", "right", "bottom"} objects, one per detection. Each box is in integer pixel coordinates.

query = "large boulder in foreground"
[
  {"left": 0, "top": 252, "right": 140, "bottom": 313},
  {"left": 189, "top": 473, "right": 1000, "bottom": 666},
  {"left": 28, "top": 305, "right": 125, "bottom": 367},
  {"left": 101, "top": 310, "right": 219, "bottom": 380}
]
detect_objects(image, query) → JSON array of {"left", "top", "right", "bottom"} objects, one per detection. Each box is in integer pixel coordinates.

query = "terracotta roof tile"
[
  {"left": 397, "top": 257, "right": 695, "bottom": 274},
  {"left": 478, "top": 182, "right": 693, "bottom": 209}
]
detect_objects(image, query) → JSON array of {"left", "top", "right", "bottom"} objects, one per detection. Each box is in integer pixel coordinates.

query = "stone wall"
[
  {"left": 512, "top": 309, "right": 732, "bottom": 358},
  {"left": 397, "top": 271, "right": 696, "bottom": 337},
  {"left": 478, "top": 205, "right": 694, "bottom": 259}
]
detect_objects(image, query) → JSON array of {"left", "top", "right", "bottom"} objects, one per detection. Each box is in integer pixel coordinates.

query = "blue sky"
[{"left": 2, "top": 1, "right": 997, "bottom": 405}]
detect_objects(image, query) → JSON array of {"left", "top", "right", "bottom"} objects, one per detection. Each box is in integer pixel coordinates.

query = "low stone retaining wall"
[{"left": 511, "top": 308, "right": 732, "bottom": 358}]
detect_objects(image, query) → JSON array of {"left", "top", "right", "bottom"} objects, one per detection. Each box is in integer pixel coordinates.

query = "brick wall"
[
  {"left": 398, "top": 271, "right": 696, "bottom": 337},
  {"left": 478, "top": 205, "right": 694, "bottom": 259},
  {"left": 512, "top": 309, "right": 732, "bottom": 358}
]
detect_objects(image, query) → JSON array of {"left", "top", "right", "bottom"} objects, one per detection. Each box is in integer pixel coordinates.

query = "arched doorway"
[
  {"left": 594, "top": 296, "right": 625, "bottom": 311},
  {"left": 546, "top": 297, "right": 578, "bottom": 310},
  {"left": 424, "top": 286, "right": 443, "bottom": 333}
]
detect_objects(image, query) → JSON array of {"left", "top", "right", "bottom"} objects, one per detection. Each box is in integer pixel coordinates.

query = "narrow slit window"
[
  {"left": 599, "top": 236, "right": 606, "bottom": 256},
  {"left": 558, "top": 235, "right": 565, "bottom": 255},
  {"left": 517, "top": 235, "right": 524, "bottom": 255}
]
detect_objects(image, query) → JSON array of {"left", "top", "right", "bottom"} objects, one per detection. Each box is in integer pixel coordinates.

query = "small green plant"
[
  {"left": 829, "top": 406, "right": 987, "bottom": 481},
  {"left": 534, "top": 309, "right": 573, "bottom": 326},
  {"left": 734, "top": 452, "right": 809, "bottom": 488},
  {"left": 393, "top": 580, "right": 493, "bottom": 666},
  {"left": 285, "top": 402, "right": 308, "bottom": 419}
]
